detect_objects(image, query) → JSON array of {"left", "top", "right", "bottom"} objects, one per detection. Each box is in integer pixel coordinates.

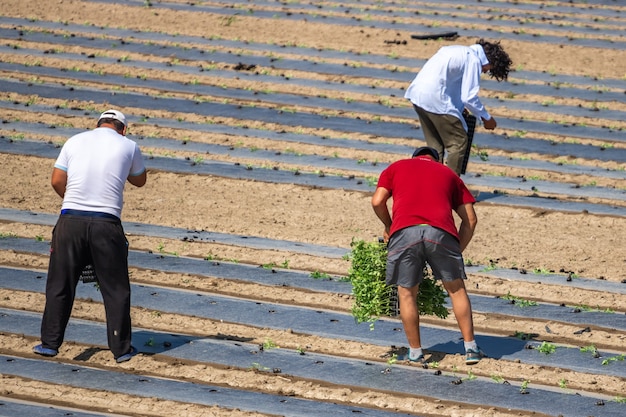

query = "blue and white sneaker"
[
  {"left": 33, "top": 344, "right": 58, "bottom": 357},
  {"left": 407, "top": 353, "right": 424, "bottom": 363},
  {"left": 115, "top": 346, "right": 137, "bottom": 364},
  {"left": 465, "top": 347, "right": 487, "bottom": 365}
]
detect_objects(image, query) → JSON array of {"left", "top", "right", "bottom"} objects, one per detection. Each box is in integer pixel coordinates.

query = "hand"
[
  {"left": 482, "top": 117, "right": 497, "bottom": 130},
  {"left": 382, "top": 228, "right": 390, "bottom": 243}
]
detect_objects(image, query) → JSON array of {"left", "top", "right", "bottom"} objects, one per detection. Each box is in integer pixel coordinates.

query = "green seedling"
[
  {"left": 262, "top": 339, "right": 279, "bottom": 350},
  {"left": 310, "top": 271, "right": 331, "bottom": 279},
  {"left": 481, "top": 260, "right": 498, "bottom": 271},
  {"left": 513, "top": 331, "right": 539, "bottom": 340},
  {"left": 572, "top": 304, "right": 614, "bottom": 313},
  {"left": 537, "top": 341, "right": 556, "bottom": 355},
  {"left": 520, "top": 379, "right": 530, "bottom": 394},
  {"left": 387, "top": 353, "right": 398, "bottom": 366},
  {"left": 250, "top": 362, "right": 270, "bottom": 372},
  {"left": 365, "top": 176, "right": 378, "bottom": 187},
  {"left": 491, "top": 374, "right": 505, "bottom": 383},
  {"left": 156, "top": 242, "right": 178, "bottom": 256},
  {"left": 580, "top": 344, "right": 597, "bottom": 355},
  {"left": 463, "top": 370, "right": 477, "bottom": 381},
  {"left": 601, "top": 354, "right": 625, "bottom": 366},
  {"left": 501, "top": 292, "right": 538, "bottom": 307},
  {"left": 144, "top": 337, "right": 155, "bottom": 347}
]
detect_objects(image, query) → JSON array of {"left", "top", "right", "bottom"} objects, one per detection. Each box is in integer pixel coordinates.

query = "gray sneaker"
[
  {"left": 465, "top": 347, "right": 486, "bottom": 365},
  {"left": 407, "top": 353, "right": 424, "bottom": 364}
]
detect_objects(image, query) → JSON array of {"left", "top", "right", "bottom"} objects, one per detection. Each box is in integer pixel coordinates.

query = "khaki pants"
[{"left": 413, "top": 105, "right": 468, "bottom": 175}]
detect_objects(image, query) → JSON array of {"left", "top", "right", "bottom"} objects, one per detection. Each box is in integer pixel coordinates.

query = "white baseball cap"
[{"left": 98, "top": 109, "right": 127, "bottom": 126}]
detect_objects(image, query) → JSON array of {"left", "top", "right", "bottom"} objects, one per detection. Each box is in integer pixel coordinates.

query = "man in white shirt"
[
  {"left": 33, "top": 109, "right": 147, "bottom": 363},
  {"left": 405, "top": 39, "right": 512, "bottom": 175}
]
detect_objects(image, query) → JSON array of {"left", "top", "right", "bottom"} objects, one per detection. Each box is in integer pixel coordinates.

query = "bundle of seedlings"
[{"left": 346, "top": 239, "right": 449, "bottom": 329}]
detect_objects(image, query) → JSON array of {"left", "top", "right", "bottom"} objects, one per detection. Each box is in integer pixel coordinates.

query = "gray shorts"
[{"left": 386, "top": 225, "right": 466, "bottom": 288}]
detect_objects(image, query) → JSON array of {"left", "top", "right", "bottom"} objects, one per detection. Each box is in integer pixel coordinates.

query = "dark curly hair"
[{"left": 477, "top": 39, "right": 512, "bottom": 82}]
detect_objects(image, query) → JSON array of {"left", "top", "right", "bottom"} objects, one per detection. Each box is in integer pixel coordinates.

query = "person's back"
[
  {"left": 380, "top": 155, "right": 469, "bottom": 239},
  {"left": 405, "top": 45, "right": 478, "bottom": 116},
  {"left": 58, "top": 126, "right": 144, "bottom": 218}
]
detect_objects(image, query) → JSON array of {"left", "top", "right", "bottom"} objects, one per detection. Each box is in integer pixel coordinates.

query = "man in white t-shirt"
[
  {"left": 33, "top": 109, "right": 146, "bottom": 363},
  {"left": 405, "top": 39, "right": 512, "bottom": 175}
]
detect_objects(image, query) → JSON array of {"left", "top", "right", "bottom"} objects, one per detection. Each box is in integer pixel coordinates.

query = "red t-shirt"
[{"left": 376, "top": 156, "right": 475, "bottom": 240}]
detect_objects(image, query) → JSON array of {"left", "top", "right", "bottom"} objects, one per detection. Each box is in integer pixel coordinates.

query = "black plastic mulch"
[{"left": 88, "top": 0, "right": 626, "bottom": 50}]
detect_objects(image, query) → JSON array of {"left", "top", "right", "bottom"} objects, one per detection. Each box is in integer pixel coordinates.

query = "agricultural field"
[{"left": 0, "top": 0, "right": 625, "bottom": 416}]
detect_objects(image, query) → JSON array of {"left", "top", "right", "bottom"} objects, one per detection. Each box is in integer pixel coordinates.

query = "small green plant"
[
  {"left": 614, "top": 395, "right": 626, "bottom": 404},
  {"left": 262, "top": 339, "right": 279, "bottom": 350},
  {"left": 501, "top": 292, "right": 538, "bottom": 307},
  {"left": 573, "top": 305, "right": 614, "bottom": 313},
  {"left": 471, "top": 148, "right": 489, "bottom": 161},
  {"left": 491, "top": 374, "right": 505, "bottom": 383},
  {"left": 513, "top": 331, "right": 538, "bottom": 340},
  {"left": 481, "top": 260, "right": 498, "bottom": 271},
  {"left": 144, "top": 337, "right": 155, "bottom": 347},
  {"left": 601, "top": 354, "right": 625, "bottom": 366},
  {"left": 35, "top": 235, "right": 45, "bottom": 242},
  {"left": 156, "top": 242, "right": 178, "bottom": 256},
  {"left": 580, "top": 344, "right": 597, "bottom": 355},
  {"left": 463, "top": 370, "right": 477, "bottom": 381},
  {"left": 386, "top": 353, "right": 398, "bottom": 366},
  {"left": 520, "top": 379, "right": 530, "bottom": 394},
  {"left": 296, "top": 346, "right": 306, "bottom": 355},
  {"left": 537, "top": 341, "right": 556, "bottom": 355},
  {"left": 250, "top": 362, "right": 270, "bottom": 372},
  {"left": 346, "top": 239, "right": 448, "bottom": 329},
  {"left": 365, "top": 176, "right": 378, "bottom": 187},
  {"left": 429, "top": 361, "right": 439, "bottom": 369},
  {"left": 310, "top": 271, "right": 331, "bottom": 279},
  {"left": 558, "top": 378, "right": 568, "bottom": 389},
  {"left": 281, "top": 260, "right": 290, "bottom": 269}
]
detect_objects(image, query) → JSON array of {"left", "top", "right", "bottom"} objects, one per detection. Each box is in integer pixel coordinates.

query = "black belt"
[{"left": 61, "top": 209, "right": 119, "bottom": 221}]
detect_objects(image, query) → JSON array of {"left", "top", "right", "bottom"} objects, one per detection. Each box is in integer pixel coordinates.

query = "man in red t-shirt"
[{"left": 371, "top": 146, "right": 484, "bottom": 365}]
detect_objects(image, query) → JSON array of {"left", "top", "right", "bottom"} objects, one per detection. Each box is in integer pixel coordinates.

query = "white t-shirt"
[
  {"left": 54, "top": 127, "right": 145, "bottom": 218},
  {"left": 404, "top": 45, "right": 490, "bottom": 131}
]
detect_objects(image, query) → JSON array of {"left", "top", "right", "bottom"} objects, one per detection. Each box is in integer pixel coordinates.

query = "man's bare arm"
[
  {"left": 371, "top": 187, "right": 392, "bottom": 241},
  {"left": 127, "top": 171, "right": 147, "bottom": 187},
  {"left": 455, "top": 203, "right": 478, "bottom": 252},
  {"left": 51, "top": 168, "right": 67, "bottom": 198}
]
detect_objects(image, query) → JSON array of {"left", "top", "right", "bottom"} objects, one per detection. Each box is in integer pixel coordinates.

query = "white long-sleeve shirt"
[{"left": 404, "top": 45, "right": 490, "bottom": 131}]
